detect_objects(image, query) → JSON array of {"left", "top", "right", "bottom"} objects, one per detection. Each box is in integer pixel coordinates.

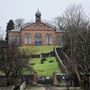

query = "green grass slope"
[
  {"left": 29, "top": 57, "right": 61, "bottom": 77},
  {"left": 19, "top": 45, "right": 56, "bottom": 55},
  {"left": 20, "top": 45, "right": 62, "bottom": 76}
]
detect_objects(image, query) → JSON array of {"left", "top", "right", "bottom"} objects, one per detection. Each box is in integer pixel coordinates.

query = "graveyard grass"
[
  {"left": 29, "top": 57, "right": 61, "bottom": 76},
  {"left": 20, "top": 46, "right": 62, "bottom": 76}
]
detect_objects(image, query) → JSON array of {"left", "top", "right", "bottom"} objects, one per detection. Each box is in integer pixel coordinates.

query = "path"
[
  {"left": 26, "top": 86, "right": 45, "bottom": 90},
  {"left": 26, "top": 85, "right": 80, "bottom": 90}
]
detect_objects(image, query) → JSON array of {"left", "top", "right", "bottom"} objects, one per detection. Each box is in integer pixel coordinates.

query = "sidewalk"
[
  {"left": 25, "top": 85, "right": 81, "bottom": 90},
  {"left": 25, "top": 86, "right": 45, "bottom": 90}
]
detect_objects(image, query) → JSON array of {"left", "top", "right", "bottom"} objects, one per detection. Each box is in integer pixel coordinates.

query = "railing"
[
  {"left": 55, "top": 47, "right": 68, "bottom": 74},
  {"left": 20, "top": 81, "right": 26, "bottom": 90}
]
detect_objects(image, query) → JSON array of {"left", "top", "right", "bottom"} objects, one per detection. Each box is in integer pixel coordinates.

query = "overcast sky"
[{"left": 0, "top": 0, "right": 90, "bottom": 38}]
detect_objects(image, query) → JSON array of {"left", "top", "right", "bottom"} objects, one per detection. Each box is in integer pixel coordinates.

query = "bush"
[
  {"left": 30, "top": 63, "right": 35, "bottom": 65},
  {"left": 41, "top": 59, "right": 44, "bottom": 64},
  {"left": 49, "top": 60, "right": 54, "bottom": 63}
]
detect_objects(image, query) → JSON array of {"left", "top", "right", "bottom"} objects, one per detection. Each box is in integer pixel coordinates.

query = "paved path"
[
  {"left": 26, "top": 86, "right": 45, "bottom": 90},
  {"left": 26, "top": 85, "right": 80, "bottom": 90}
]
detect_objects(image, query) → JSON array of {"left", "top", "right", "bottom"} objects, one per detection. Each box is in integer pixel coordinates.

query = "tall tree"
[
  {"left": 5, "top": 20, "right": 14, "bottom": 42},
  {"left": 55, "top": 4, "right": 90, "bottom": 89},
  {"left": 6, "top": 20, "right": 14, "bottom": 31},
  {"left": 0, "top": 43, "right": 29, "bottom": 86},
  {"left": 15, "top": 18, "right": 24, "bottom": 27}
]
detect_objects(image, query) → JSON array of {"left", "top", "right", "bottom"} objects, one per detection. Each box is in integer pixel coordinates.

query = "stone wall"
[{"left": 0, "top": 86, "right": 14, "bottom": 90}]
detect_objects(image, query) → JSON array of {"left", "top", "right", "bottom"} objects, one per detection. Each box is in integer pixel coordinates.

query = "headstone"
[{"left": 40, "top": 53, "right": 43, "bottom": 59}]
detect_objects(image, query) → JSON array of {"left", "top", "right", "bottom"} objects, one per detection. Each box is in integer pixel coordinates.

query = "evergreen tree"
[
  {"left": 5, "top": 20, "right": 14, "bottom": 42},
  {"left": 6, "top": 20, "right": 14, "bottom": 31}
]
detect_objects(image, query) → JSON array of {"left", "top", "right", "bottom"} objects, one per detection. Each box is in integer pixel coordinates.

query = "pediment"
[{"left": 21, "top": 22, "right": 55, "bottom": 31}]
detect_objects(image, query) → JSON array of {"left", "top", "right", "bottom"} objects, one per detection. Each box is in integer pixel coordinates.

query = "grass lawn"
[
  {"left": 29, "top": 57, "right": 61, "bottom": 77},
  {"left": 19, "top": 45, "right": 61, "bottom": 55},
  {"left": 20, "top": 45, "right": 62, "bottom": 76}
]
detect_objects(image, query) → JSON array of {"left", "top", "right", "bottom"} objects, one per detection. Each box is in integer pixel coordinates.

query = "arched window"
[
  {"left": 35, "top": 33, "right": 42, "bottom": 46},
  {"left": 28, "top": 34, "right": 32, "bottom": 44},
  {"left": 24, "top": 33, "right": 32, "bottom": 44},
  {"left": 15, "top": 35, "right": 20, "bottom": 45},
  {"left": 45, "top": 33, "right": 52, "bottom": 45},
  {"left": 24, "top": 34, "right": 28, "bottom": 44}
]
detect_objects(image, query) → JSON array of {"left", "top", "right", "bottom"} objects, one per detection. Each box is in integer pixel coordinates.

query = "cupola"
[{"left": 35, "top": 9, "right": 41, "bottom": 22}]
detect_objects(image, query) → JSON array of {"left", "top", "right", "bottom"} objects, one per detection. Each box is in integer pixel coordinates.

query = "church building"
[{"left": 8, "top": 10, "right": 63, "bottom": 46}]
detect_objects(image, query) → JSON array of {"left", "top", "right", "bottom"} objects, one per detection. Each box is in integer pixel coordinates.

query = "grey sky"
[{"left": 0, "top": 0, "right": 90, "bottom": 38}]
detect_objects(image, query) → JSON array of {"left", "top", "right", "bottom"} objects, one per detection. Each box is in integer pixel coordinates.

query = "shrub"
[{"left": 49, "top": 60, "right": 54, "bottom": 63}]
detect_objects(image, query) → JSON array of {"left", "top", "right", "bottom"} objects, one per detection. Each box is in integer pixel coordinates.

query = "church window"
[
  {"left": 45, "top": 33, "right": 52, "bottom": 45},
  {"left": 24, "top": 34, "right": 28, "bottom": 44},
  {"left": 24, "top": 33, "right": 32, "bottom": 44},
  {"left": 35, "top": 33, "right": 42, "bottom": 46},
  {"left": 15, "top": 35, "right": 20, "bottom": 45},
  {"left": 28, "top": 34, "right": 32, "bottom": 44}
]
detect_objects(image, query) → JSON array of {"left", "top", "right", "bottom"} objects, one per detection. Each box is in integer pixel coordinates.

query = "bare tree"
[
  {"left": 0, "top": 43, "right": 29, "bottom": 86},
  {"left": 15, "top": 18, "right": 24, "bottom": 27},
  {"left": 54, "top": 16, "right": 66, "bottom": 30},
  {"left": 55, "top": 4, "right": 90, "bottom": 89}
]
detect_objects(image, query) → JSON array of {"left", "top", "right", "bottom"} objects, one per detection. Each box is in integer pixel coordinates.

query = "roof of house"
[
  {"left": 9, "top": 10, "right": 64, "bottom": 32},
  {"left": 10, "top": 21, "right": 63, "bottom": 32}
]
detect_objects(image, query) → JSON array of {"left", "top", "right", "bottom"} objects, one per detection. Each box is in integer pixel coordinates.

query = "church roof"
[
  {"left": 10, "top": 22, "right": 32, "bottom": 32},
  {"left": 10, "top": 10, "right": 64, "bottom": 32},
  {"left": 10, "top": 21, "right": 63, "bottom": 32},
  {"left": 11, "top": 27, "right": 21, "bottom": 32},
  {"left": 21, "top": 21, "right": 57, "bottom": 31}
]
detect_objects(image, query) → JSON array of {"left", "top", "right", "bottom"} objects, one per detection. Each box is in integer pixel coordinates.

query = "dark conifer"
[{"left": 5, "top": 20, "right": 14, "bottom": 42}]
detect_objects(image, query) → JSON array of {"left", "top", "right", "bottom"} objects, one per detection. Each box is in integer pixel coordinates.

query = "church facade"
[{"left": 8, "top": 10, "right": 63, "bottom": 46}]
